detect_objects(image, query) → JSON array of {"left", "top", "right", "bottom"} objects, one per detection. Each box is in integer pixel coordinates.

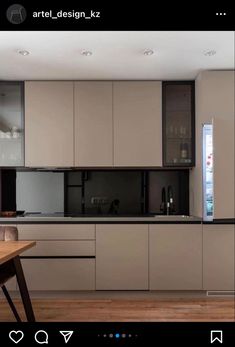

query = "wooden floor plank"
[{"left": 0, "top": 297, "right": 234, "bottom": 322}]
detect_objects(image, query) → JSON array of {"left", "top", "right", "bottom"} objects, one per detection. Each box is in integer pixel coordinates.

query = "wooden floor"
[{"left": 0, "top": 296, "right": 234, "bottom": 322}]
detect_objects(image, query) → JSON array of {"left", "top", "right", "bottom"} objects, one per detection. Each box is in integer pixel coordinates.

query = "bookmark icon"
[
  {"left": 210, "top": 330, "right": 223, "bottom": 344},
  {"left": 59, "top": 331, "right": 74, "bottom": 344}
]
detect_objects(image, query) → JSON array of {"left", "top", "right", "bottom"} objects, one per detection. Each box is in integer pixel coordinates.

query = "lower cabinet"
[
  {"left": 21, "top": 259, "right": 95, "bottom": 291},
  {"left": 7, "top": 222, "right": 233, "bottom": 292},
  {"left": 203, "top": 224, "right": 235, "bottom": 290},
  {"left": 4, "top": 278, "right": 17, "bottom": 291},
  {"left": 0, "top": 224, "right": 17, "bottom": 291},
  {"left": 149, "top": 224, "right": 202, "bottom": 290},
  {"left": 96, "top": 224, "right": 149, "bottom": 290},
  {"left": 18, "top": 224, "right": 96, "bottom": 291}
]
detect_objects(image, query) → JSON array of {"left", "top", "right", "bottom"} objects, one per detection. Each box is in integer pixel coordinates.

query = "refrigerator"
[{"left": 202, "top": 124, "right": 213, "bottom": 221}]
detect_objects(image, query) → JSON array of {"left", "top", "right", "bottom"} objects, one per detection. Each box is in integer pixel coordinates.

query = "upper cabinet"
[
  {"left": 24, "top": 81, "right": 162, "bottom": 168},
  {"left": 113, "top": 82, "right": 162, "bottom": 167},
  {"left": 162, "top": 82, "right": 195, "bottom": 167},
  {"left": 74, "top": 82, "right": 113, "bottom": 167},
  {"left": 22, "top": 80, "right": 196, "bottom": 168},
  {"left": 0, "top": 82, "right": 24, "bottom": 166},
  {"left": 24, "top": 81, "right": 74, "bottom": 167}
]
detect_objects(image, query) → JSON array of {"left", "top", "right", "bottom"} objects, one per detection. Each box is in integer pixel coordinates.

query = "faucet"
[
  {"left": 167, "top": 185, "right": 174, "bottom": 215},
  {"left": 160, "top": 187, "right": 166, "bottom": 214}
]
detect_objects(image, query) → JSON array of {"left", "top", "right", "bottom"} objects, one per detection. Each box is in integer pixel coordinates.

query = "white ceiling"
[{"left": 0, "top": 31, "right": 234, "bottom": 80}]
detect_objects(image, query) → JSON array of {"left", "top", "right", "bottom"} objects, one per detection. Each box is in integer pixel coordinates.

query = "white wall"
[{"left": 16, "top": 172, "right": 64, "bottom": 213}]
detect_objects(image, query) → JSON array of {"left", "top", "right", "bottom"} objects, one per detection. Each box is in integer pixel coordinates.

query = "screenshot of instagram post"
[{"left": 0, "top": 2, "right": 234, "bottom": 346}]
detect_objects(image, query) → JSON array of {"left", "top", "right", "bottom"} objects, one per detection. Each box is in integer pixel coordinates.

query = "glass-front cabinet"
[
  {"left": 0, "top": 82, "right": 24, "bottom": 166},
  {"left": 162, "top": 81, "right": 195, "bottom": 167}
]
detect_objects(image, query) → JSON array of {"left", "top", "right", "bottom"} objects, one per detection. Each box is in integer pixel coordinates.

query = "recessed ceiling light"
[
  {"left": 18, "top": 50, "right": 30, "bottom": 56},
  {"left": 203, "top": 50, "right": 216, "bottom": 56},
  {"left": 81, "top": 50, "right": 93, "bottom": 56},
  {"left": 143, "top": 49, "right": 154, "bottom": 56}
]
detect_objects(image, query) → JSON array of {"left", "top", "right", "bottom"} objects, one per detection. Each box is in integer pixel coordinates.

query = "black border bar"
[
  {"left": 0, "top": 322, "right": 235, "bottom": 346},
  {"left": 0, "top": 2, "right": 234, "bottom": 30}
]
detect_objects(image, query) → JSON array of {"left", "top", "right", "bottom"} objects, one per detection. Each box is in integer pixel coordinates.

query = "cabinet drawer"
[
  {"left": 18, "top": 224, "right": 95, "bottom": 240},
  {"left": 21, "top": 240, "right": 95, "bottom": 256},
  {"left": 21, "top": 259, "right": 95, "bottom": 290}
]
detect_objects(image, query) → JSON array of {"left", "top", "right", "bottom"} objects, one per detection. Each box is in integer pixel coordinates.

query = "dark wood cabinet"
[{"left": 162, "top": 81, "right": 195, "bottom": 167}]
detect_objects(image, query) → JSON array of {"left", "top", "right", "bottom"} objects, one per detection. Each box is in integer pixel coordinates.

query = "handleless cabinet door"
[
  {"left": 149, "top": 224, "right": 202, "bottom": 290},
  {"left": 74, "top": 82, "right": 113, "bottom": 166},
  {"left": 213, "top": 117, "right": 235, "bottom": 219},
  {"left": 203, "top": 224, "right": 235, "bottom": 290},
  {"left": 113, "top": 82, "right": 162, "bottom": 166},
  {"left": 25, "top": 81, "right": 74, "bottom": 167},
  {"left": 96, "top": 224, "right": 149, "bottom": 290}
]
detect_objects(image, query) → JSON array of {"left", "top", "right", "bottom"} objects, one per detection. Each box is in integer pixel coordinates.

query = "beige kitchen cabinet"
[
  {"left": 96, "top": 224, "right": 149, "bottom": 289},
  {"left": 18, "top": 223, "right": 96, "bottom": 291},
  {"left": 4, "top": 278, "right": 17, "bottom": 291},
  {"left": 21, "top": 259, "right": 95, "bottom": 290},
  {"left": 25, "top": 81, "right": 74, "bottom": 167},
  {"left": 0, "top": 225, "right": 17, "bottom": 291},
  {"left": 18, "top": 224, "right": 95, "bottom": 240},
  {"left": 203, "top": 224, "right": 234, "bottom": 290},
  {"left": 192, "top": 70, "right": 234, "bottom": 218},
  {"left": 113, "top": 82, "right": 162, "bottom": 166},
  {"left": 149, "top": 224, "right": 202, "bottom": 290},
  {"left": 74, "top": 82, "right": 113, "bottom": 166},
  {"left": 21, "top": 240, "right": 95, "bottom": 257},
  {"left": 213, "top": 115, "right": 234, "bottom": 219}
]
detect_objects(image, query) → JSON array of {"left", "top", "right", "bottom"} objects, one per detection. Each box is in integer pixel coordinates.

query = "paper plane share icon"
[{"left": 59, "top": 331, "right": 74, "bottom": 344}]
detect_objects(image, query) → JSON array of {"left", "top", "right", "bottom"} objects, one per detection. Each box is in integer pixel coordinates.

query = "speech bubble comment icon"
[{"left": 34, "top": 330, "right": 49, "bottom": 344}]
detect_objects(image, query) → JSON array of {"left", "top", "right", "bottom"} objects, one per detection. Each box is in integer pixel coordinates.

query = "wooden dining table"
[{"left": 0, "top": 241, "right": 36, "bottom": 322}]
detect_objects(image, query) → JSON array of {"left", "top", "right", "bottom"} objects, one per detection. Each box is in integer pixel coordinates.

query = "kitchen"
[{"left": 0, "top": 31, "right": 234, "bottom": 322}]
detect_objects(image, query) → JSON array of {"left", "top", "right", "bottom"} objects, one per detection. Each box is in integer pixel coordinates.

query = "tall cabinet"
[
  {"left": 192, "top": 71, "right": 234, "bottom": 218},
  {"left": 24, "top": 81, "right": 74, "bottom": 167}
]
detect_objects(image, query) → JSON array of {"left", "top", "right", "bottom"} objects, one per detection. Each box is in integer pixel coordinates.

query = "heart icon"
[{"left": 9, "top": 331, "right": 24, "bottom": 344}]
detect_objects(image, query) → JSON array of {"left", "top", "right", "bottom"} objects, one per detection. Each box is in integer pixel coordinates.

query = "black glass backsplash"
[
  {"left": 65, "top": 171, "right": 144, "bottom": 215},
  {"left": 64, "top": 170, "right": 189, "bottom": 216},
  {"left": 148, "top": 170, "right": 189, "bottom": 215},
  {"left": 0, "top": 169, "right": 189, "bottom": 216},
  {"left": 0, "top": 169, "right": 16, "bottom": 211}
]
